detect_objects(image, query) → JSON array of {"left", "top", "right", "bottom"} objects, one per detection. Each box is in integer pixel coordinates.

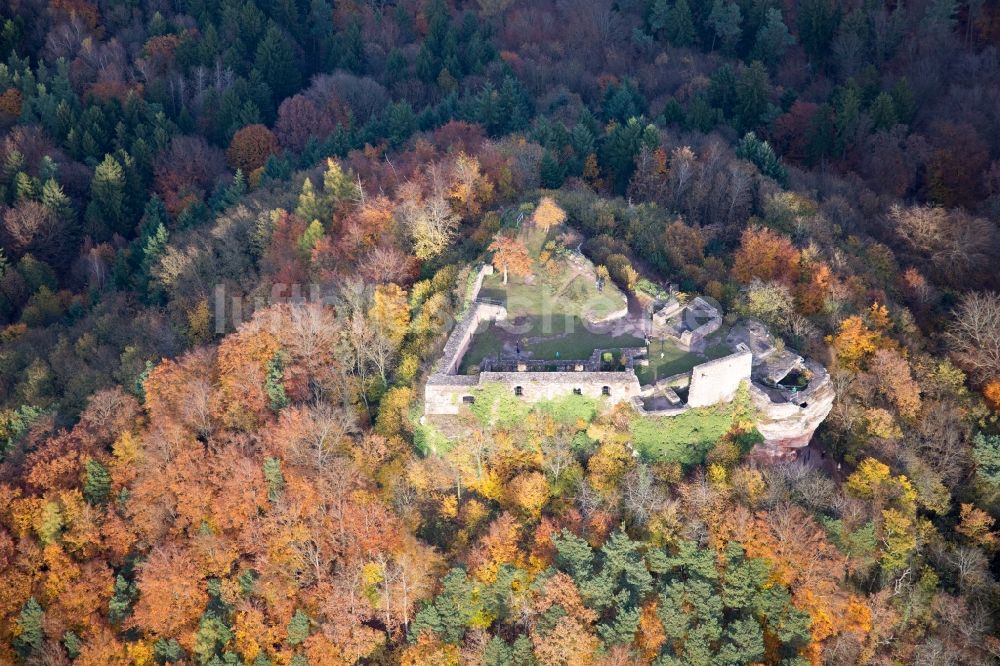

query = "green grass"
[
  {"left": 479, "top": 272, "right": 623, "bottom": 327},
  {"left": 635, "top": 338, "right": 703, "bottom": 385},
  {"left": 630, "top": 406, "right": 736, "bottom": 465},
  {"left": 535, "top": 393, "right": 601, "bottom": 425},
  {"left": 634, "top": 325, "right": 735, "bottom": 386},
  {"left": 528, "top": 321, "right": 642, "bottom": 359},
  {"left": 461, "top": 225, "right": 635, "bottom": 372},
  {"left": 629, "top": 382, "right": 755, "bottom": 464},
  {"left": 413, "top": 422, "right": 455, "bottom": 455},
  {"left": 459, "top": 328, "right": 504, "bottom": 372},
  {"left": 479, "top": 223, "right": 627, "bottom": 326},
  {"left": 459, "top": 320, "right": 643, "bottom": 373}
]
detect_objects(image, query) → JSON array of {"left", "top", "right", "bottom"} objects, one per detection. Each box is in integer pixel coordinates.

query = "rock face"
[{"left": 749, "top": 360, "right": 836, "bottom": 461}]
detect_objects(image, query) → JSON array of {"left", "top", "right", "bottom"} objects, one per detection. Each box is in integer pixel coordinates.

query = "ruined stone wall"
[
  {"left": 687, "top": 350, "right": 753, "bottom": 407},
  {"left": 479, "top": 371, "right": 642, "bottom": 402},
  {"left": 424, "top": 375, "right": 479, "bottom": 415},
  {"left": 424, "top": 371, "right": 642, "bottom": 415},
  {"left": 436, "top": 301, "right": 507, "bottom": 375}
]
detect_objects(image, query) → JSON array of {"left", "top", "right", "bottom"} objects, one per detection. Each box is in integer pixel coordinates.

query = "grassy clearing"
[
  {"left": 630, "top": 382, "right": 755, "bottom": 464},
  {"left": 481, "top": 222, "right": 627, "bottom": 322},
  {"left": 630, "top": 407, "right": 735, "bottom": 465},
  {"left": 459, "top": 319, "right": 643, "bottom": 372},
  {"left": 635, "top": 338, "right": 703, "bottom": 385},
  {"left": 461, "top": 223, "right": 635, "bottom": 371},
  {"left": 634, "top": 325, "right": 735, "bottom": 386}
]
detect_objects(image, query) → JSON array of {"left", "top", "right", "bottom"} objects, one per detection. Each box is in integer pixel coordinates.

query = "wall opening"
[
  {"left": 462, "top": 395, "right": 475, "bottom": 404},
  {"left": 573, "top": 388, "right": 582, "bottom": 395},
  {"left": 514, "top": 386, "right": 523, "bottom": 396},
  {"left": 602, "top": 386, "right": 611, "bottom": 396}
]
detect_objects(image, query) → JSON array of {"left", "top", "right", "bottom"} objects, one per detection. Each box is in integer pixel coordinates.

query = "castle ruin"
[{"left": 424, "top": 265, "right": 834, "bottom": 459}]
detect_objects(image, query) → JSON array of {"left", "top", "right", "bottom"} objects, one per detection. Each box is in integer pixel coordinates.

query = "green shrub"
[{"left": 413, "top": 423, "right": 453, "bottom": 456}]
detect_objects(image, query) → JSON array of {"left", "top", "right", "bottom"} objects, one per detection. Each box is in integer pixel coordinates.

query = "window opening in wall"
[
  {"left": 515, "top": 386, "right": 523, "bottom": 396},
  {"left": 573, "top": 388, "right": 582, "bottom": 395},
  {"left": 602, "top": 386, "right": 611, "bottom": 396},
  {"left": 462, "top": 395, "right": 475, "bottom": 404}
]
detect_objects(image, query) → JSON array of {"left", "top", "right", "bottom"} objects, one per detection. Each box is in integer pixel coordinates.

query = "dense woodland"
[{"left": 1, "top": 0, "right": 1000, "bottom": 663}]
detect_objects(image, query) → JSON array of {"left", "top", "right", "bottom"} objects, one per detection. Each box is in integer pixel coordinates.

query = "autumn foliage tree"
[
  {"left": 226, "top": 124, "right": 279, "bottom": 176},
  {"left": 488, "top": 234, "right": 532, "bottom": 284},
  {"left": 731, "top": 226, "right": 800, "bottom": 285},
  {"left": 531, "top": 196, "right": 566, "bottom": 231}
]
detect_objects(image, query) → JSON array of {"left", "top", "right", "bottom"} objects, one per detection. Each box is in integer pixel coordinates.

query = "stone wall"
[
  {"left": 424, "top": 371, "right": 642, "bottom": 415},
  {"left": 435, "top": 301, "right": 507, "bottom": 375},
  {"left": 687, "top": 350, "right": 753, "bottom": 407},
  {"left": 479, "top": 370, "right": 642, "bottom": 402},
  {"left": 424, "top": 375, "right": 479, "bottom": 415}
]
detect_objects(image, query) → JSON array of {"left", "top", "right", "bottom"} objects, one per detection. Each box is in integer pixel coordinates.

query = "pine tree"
[
  {"left": 83, "top": 459, "right": 112, "bottom": 505},
  {"left": 539, "top": 152, "right": 564, "bottom": 189},
  {"left": 750, "top": 8, "right": 794, "bottom": 67},
  {"left": 336, "top": 18, "right": 366, "bottom": 73},
  {"left": 735, "top": 61, "right": 770, "bottom": 132},
  {"left": 140, "top": 222, "right": 168, "bottom": 296},
  {"left": 109, "top": 573, "right": 138, "bottom": 624},
  {"left": 86, "top": 154, "right": 126, "bottom": 238},
  {"left": 708, "top": 0, "right": 742, "bottom": 52},
  {"left": 41, "top": 178, "right": 73, "bottom": 219},
  {"left": 254, "top": 22, "right": 301, "bottom": 101},
  {"left": 13, "top": 597, "right": 44, "bottom": 658},
  {"left": 602, "top": 117, "right": 660, "bottom": 193},
  {"left": 973, "top": 432, "right": 1000, "bottom": 488},
  {"left": 323, "top": 159, "right": 359, "bottom": 205},
  {"left": 193, "top": 611, "right": 234, "bottom": 664},
  {"left": 287, "top": 609, "right": 310, "bottom": 645},
  {"left": 834, "top": 85, "right": 861, "bottom": 156},
  {"left": 385, "top": 101, "right": 417, "bottom": 147},
  {"left": 496, "top": 76, "right": 532, "bottom": 134},
  {"left": 647, "top": 0, "right": 671, "bottom": 37},
  {"left": 263, "top": 457, "right": 285, "bottom": 501},
  {"left": 38, "top": 155, "right": 58, "bottom": 182},
  {"left": 216, "top": 169, "right": 246, "bottom": 211},
  {"left": 667, "top": 0, "right": 697, "bottom": 47},
  {"left": 62, "top": 631, "right": 82, "bottom": 659},
  {"left": 14, "top": 171, "right": 37, "bottom": 201},
  {"left": 385, "top": 48, "right": 408, "bottom": 84},
  {"left": 297, "top": 219, "right": 324, "bottom": 257},
  {"left": 295, "top": 177, "right": 323, "bottom": 222},
  {"left": 153, "top": 638, "right": 186, "bottom": 664},
  {"left": 602, "top": 80, "right": 647, "bottom": 124},
  {"left": 870, "top": 91, "right": 899, "bottom": 131},
  {"left": 797, "top": 0, "right": 839, "bottom": 63},
  {"left": 553, "top": 530, "right": 595, "bottom": 581},
  {"left": 805, "top": 104, "right": 836, "bottom": 165},
  {"left": 265, "top": 352, "right": 289, "bottom": 411},
  {"left": 890, "top": 78, "right": 916, "bottom": 125},
  {"left": 736, "top": 132, "right": 786, "bottom": 183}
]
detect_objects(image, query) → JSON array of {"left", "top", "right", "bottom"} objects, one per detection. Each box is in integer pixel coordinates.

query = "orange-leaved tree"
[
  {"left": 732, "top": 226, "right": 801, "bottom": 285},
  {"left": 226, "top": 124, "right": 279, "bottom": 175},
  {"left": 488, "top": 234, "right": 532, "bottom": 284}
]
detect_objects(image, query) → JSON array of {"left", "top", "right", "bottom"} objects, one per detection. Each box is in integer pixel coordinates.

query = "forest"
[{"left": 0, "top": 0, "right": 999, "bottom": 663}]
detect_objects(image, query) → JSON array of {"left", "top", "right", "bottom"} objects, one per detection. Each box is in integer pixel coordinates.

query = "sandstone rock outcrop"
[{"left": 749, "top": 360, "right": 835, "bottom": 460}]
